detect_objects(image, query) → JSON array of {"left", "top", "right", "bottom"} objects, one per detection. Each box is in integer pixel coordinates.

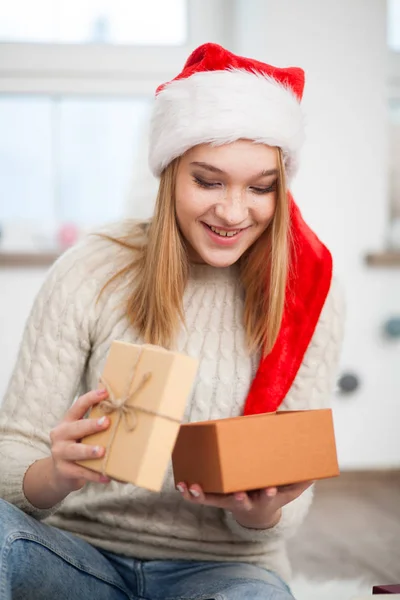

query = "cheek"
[
  {"left": 251, "top": 195, "right": 276, "bottom": 224},
  {"left": 176, "top": 184, "right": 216, "bottom": 220},
  {"left": 175, "top": 183, "right": 192, "bottom": 223}
]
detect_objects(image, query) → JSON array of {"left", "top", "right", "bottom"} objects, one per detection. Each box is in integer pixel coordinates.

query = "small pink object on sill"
[{"left": 57, "top": 223, "right": 79, "bottom": 250}]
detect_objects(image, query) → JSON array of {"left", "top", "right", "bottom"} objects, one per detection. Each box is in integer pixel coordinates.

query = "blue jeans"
[{"left": 0, "top": 499, "right": 294, "bottom": 599}]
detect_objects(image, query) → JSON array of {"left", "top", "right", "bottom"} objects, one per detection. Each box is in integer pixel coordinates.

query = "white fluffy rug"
[{"left": 291, "top": 576, "right": 373, "bottom": 600}]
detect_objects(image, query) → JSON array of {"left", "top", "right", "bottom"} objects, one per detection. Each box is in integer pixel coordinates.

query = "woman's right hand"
[
  {"left": 23, "top": 388, "right": 112, "bottom": 510},
  {"left": 48, "top": 387, "right": 112, "bottom": 495}
]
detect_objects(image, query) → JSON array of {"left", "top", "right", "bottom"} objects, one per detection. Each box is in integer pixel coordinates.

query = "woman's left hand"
[{"left": 176, "top": 480, "right": 313, "bottom": 529}]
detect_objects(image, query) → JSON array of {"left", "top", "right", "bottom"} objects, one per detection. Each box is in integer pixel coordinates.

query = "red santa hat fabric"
[{"left": 149, "top": 42, "right": 305, "bottom": 180}]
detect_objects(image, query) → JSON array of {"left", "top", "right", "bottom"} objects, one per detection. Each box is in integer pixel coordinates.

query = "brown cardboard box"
[
  {"left": 79, "top": 340, "right": 198, "bottom": 491},
  {"left": 172, "top": 409, "right": 339, "bottom": 493}
]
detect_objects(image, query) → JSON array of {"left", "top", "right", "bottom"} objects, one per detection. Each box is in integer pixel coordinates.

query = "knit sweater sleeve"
[
  {"left": 0, "top": 236, "right": 116, "bottom": 520},
  {"left": 225, "top": 275, "right": 345, "bottom": 541}
]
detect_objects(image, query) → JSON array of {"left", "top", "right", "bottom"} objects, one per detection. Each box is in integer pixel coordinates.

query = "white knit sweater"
[{"left": 0, "top": 221, "right": 345, "bottom": 582}]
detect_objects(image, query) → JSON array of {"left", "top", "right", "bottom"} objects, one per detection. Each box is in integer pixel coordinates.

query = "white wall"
[{"left": 1, "top": 0, "right": 399, "bottom": 469}]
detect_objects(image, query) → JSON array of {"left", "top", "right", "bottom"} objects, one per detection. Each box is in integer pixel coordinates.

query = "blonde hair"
[{"left": 99, "top": 148, "right": 290, "bottom": 356}]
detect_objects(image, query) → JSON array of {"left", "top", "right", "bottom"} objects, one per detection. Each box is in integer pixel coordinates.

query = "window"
[
  {"left": 0, "top": 0, "right": 187, "bottom": 45},
  {"left": 388, "top": 0, "right": 400, "bottom": 52},
  {"left": 0, "top": 96, "right": 151, "bottom": 229},
  {"left": 0, "top": 0, "right": 227, "bottom": 253}
]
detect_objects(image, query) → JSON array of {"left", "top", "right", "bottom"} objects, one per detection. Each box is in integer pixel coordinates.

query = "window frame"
[{"left": 0, "top": 0, "right": 230, "bottom": 96}]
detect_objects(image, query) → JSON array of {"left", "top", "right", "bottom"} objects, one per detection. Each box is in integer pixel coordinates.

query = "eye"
[
  {"left": 192, "top": 176, "right": 220, "bottom": 189},
  {"left": 250, "top": 181, "right": 277, "bottom": 195}
]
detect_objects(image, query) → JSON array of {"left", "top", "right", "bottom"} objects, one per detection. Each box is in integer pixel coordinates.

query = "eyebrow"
[{"left": 190, "top": 161, "right": 278, "bottom": 177}]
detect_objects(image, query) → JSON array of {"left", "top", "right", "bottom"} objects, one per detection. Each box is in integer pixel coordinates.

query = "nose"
[{"left": 214, "top": 192, "right": 249, "bottom": 225}]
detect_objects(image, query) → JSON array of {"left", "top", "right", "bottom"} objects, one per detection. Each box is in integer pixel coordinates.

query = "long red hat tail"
[{"left": 243, "top": 195, "right": 333, "bottom": 415}]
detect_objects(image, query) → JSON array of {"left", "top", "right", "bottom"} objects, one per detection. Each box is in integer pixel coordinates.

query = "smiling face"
[{"left": 175, "top": 140, "right": 279, "bottom": 267}]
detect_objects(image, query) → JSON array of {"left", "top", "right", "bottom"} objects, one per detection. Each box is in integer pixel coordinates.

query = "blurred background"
[{"left": 0, "top": 0, "right": 399, "bottom": 586}]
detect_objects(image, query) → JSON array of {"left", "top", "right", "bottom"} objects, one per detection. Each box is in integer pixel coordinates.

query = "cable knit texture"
[{"left": 0, "top": 220, "right": 345, "bottom": 583}]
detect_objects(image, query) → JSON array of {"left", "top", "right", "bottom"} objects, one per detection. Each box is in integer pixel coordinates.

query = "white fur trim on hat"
[{"left": 148, "top": 69, "right": 304, "bottom": 179}]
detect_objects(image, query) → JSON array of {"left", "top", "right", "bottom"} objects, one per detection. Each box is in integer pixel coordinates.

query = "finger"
[
  {"left": 59, "top": 415, "right": 110, "bottom": 441},
  {"left": 233, "top": 492, "right": 253, "bottom": 511},
  {"left": 60, "top": 441, "right": 106, "bottom": 462},
  {"left": 188, "top": 484, "right": 205, "bottom": 502},
  {"left": 264, "top": 487, "right": 278, "bottom": 498},
  {"left": 189, "top": 484, "right": 235, "bottom": 508},
  {"left": 197, "top": 487, "right": 252, "bottom": 511},
  {"left": 60, "top": 462, "right": 111, "bottom": 485},
  {"left": 65, "top": 389, "right": 109, "bottom": 422},
  {"left": 176, "top": 483, "right": 229, "bottom": 509},
  {"left": 176, "top": 482, "right": 192, "bottom": 502},
  {"left": 176, "top": 482, "right": 207, "bottom": 504},
  {"left": 177, "top": 483, "right": 255, "bottom": 513}
]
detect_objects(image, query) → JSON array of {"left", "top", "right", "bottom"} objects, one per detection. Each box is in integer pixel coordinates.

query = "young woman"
[{"left": 0, "top": 43, "right": 344, "bottom": 600}]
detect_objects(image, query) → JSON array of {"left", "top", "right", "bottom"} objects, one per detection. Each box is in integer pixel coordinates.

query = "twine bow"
[
  {"left": 97, "top": 346, "right": 181, "bottom": 477},
  {"left": 99, "top": 372, "right": 152, "bottom": 433}
]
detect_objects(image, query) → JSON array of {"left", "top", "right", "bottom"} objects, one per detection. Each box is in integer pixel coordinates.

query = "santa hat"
[{"left": 149, "top": 42, "right": 305, "bottom": 179}]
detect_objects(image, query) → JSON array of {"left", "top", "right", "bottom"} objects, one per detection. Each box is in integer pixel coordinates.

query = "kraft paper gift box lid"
[
  {"left": 172, "top": 409, "right": 339, "bottom": 494},
  {"left": 79, "top": 340, "right": 198, "bottom": 491}
]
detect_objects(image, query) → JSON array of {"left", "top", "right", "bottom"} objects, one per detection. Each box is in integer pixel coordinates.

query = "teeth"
[{"left": 210, "top": 225, "right": 240, "bottom": 237}]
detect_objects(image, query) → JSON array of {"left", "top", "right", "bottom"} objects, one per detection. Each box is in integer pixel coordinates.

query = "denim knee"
[
  {"left": 0, "top": 500, "right": 133, "bottom": 600},
  {"left": 0, "top": 500, "right": 35, "bottom": 599},
  {"left": 0, "top": 499, "right": 29, "bottom": 541}
]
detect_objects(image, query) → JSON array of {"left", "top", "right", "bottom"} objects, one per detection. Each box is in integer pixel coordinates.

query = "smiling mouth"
[{"left": 205, "top": 224, "right": 243, "bottom": 237}]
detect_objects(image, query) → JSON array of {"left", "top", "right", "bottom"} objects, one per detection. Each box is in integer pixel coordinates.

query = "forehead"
[{"left": 183, "top": 140, "right": 278, "bottom": 171}]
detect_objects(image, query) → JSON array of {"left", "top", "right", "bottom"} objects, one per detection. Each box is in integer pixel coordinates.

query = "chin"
[{"left": 198, "top": 249, "right": 243, "bottom": 268}]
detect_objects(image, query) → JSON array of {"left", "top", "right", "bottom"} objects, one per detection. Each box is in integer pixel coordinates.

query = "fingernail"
[
  {"left": 176, "top": 484, "right": 185, "bottom": 493},
  {"left": 97, "top": 416, "right": 107, "bottom": 426},
  {"left": 100, "top": 475, "right": 110, "bottom": 483},
  {"left": 92, "top": 446, "right": 102, "bottom": 457},
  {"left": 97, "top": 388, "right": 107, "bottom": 396},
  {"left": 189, "top": 488, "right": 200, "bottom": 498},
  {"left": 266, "top": 488, "right": 277, "bottom": 497},
  {"left": 235, "top": 492, "right": 246, "bottom": 502}
]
